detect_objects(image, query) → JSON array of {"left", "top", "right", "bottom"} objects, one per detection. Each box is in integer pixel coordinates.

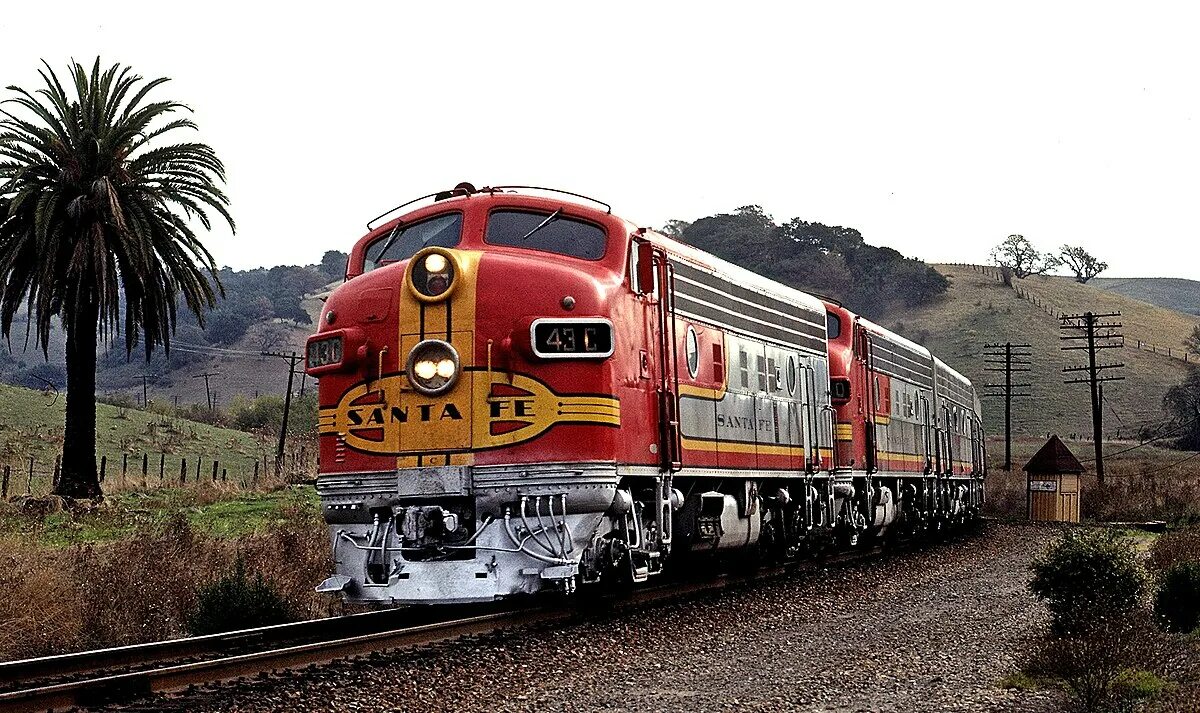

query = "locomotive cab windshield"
[
  {"left": 485, "top": 209, "right": 608, "bottom": 260},
  {"left": 363, "top": 211, "right": 462, "bottom": 272}
]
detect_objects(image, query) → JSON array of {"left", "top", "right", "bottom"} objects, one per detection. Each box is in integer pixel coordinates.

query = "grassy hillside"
[
  {"left": 0, "top": 382, "right": 270, "bottom": 495},
  {"left": 1016, "top": 273, "right": 1200, "bottom": 355},
  {"left": 1090, "top": 277, "right": 1200, "bottom": 316},
  {"left": 884, "top": 265, "right": 1189, "bottom": 439}
]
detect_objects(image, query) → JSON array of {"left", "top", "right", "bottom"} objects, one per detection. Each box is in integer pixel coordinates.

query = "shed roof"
[{"left": 1023, "top": 435, "right": 1085, "bottom": 474}]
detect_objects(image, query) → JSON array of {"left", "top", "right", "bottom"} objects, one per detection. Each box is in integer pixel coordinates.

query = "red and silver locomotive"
[{"left": 307, "top": 184, "right": 984, "bottom": 604}]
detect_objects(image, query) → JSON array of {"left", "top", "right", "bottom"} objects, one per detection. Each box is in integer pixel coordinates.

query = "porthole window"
[
  {"left": 685, "top": 326, "right": 699, "bottom": 378},
  {"left": 786, "top": 356, "right": 798, "bottom": 395}
]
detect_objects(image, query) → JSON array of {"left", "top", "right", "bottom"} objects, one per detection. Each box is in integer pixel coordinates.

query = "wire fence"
[{"left": 0, "top": 445, "right": 317, "bottom": 500}]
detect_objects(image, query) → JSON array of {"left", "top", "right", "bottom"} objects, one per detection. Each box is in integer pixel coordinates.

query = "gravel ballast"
[{"left": 163, "top": 523, "right": 1060, "bottom": 712}]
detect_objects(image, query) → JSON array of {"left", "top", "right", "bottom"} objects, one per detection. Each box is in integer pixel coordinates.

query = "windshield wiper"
[
  {"left": 374, "top": 222, "right": 408, "bottom": 263},
  {"left": 520, "top": 208, "right": 563, "bottom": 242}
]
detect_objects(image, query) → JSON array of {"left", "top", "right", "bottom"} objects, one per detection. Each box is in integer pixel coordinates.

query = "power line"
[
  {"left": 1078, "top": 413, "right": 1200, "bottom": 463},
  {"left": 1159, "top": 450, "right": 1200, "bottom": 473}
]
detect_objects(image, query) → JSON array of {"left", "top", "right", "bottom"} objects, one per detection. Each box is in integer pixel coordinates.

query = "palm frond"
[{"left": 0, "top": 57, "right": 233, "bottom": 359}]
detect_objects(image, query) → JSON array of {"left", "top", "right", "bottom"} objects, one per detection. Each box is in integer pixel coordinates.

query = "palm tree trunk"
[{"left": 55, "top": 296, "right": 101, "bottom": 499}]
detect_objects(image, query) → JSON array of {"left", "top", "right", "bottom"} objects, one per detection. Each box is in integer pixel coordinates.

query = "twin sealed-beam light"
[
  {"left": 412, "top": 357, "right": 456, "bottom": 380},
  {"left": 406, "top": 339, "right": 460, "bottom": 396}
]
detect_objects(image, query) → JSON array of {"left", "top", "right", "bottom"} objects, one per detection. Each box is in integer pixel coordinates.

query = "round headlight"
[
  {"left": 409, "top": 248, "right": 456, "bottom": 301},
  {"left": 406, "top": 339, "right": 460, "bottom": 395}
]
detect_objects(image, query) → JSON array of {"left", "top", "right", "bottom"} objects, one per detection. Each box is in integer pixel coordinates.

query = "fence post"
[
  {"left": 27, "top": 456, "right": 34, "bottom": 494},
  {"left": 180, "top": 457, "right": 187, "bottom": 485},
  {"left": 253, "top": 460, "right": 259, "bottom": 487},
  {"left": 2, "top": 465, "right": 8, "bottom": 499},
  {"left": 142, "top": 453, "right": 149, "bottom": 488},
  {"left": 52, "top": 455, "right": 61, "bottom": 490},
  {"left": 211, "top": 460, "right": 218, "bottom": 483},
  {"left": 159, "top": 453, "right": 165, "bottom": 484},
  {"left": 195, "top": 457, "right": 201, "bottom": 481},
  {"left": 122, "top": 453, "right": 128, "bottom": 484},
  {"left": 221, "top": 467, "right": 227, "bottom": 483},
  {"left": 100, "top": 455, "right": 107, "bottom": 483}
]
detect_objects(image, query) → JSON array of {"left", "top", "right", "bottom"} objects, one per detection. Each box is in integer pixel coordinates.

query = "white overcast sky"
[{"left": 1, "top": 2, "right": 1197, "bottom": 277}]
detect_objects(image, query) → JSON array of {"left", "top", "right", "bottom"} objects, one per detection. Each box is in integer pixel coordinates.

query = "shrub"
[
  {"left": 1027, "top": 614, "right": 1171, "bottom": 713},
  {"left": 1029, "top": 529, "right": 1147, "bottom": 634},
  {"left": 187, "top": 556, "right": 293, "bottom": 635},
  {"left": 1149, "top": 528, "right": 1200, "bottom": 573},
  {"left": 1154, "top": 562, "right": 1200, "bottom": 633}
]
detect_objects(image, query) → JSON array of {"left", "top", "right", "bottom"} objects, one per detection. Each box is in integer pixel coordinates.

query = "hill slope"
[
  {"left": 0, "top": 382, "right": 268, "bottom": 495},
  {"left": 882, "top": 265, "right": 1190, "bottom": 439},
  {"left": 1089, "top": 277, "right": 1200, "bottom": 317}
]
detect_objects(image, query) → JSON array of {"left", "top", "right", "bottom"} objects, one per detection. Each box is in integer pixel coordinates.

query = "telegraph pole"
[
  {"left": 1061, "top": 312, "right": 1124, "bottom": 484},
  {"left": 263, "top": 351, "right": 303, "bottom": 475},
  {"left": 983, "top": 342, "right": 1032, "bottom": 471},
  {"left": 192, "top": 371, "right": 219, "bottom": 411},
  {"left": 140, "top": 373, "right": 157, "bottom": 409}
]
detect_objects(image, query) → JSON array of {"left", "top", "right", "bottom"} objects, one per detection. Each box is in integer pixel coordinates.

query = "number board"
[
  {"left": 1029, "top": 480, "right": 1058, "bottom": 492},
  {"left": 531, "top": 319, "right": 614, "bottom": 359}
]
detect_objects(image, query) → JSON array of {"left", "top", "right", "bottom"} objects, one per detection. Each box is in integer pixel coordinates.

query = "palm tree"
[{"left": 0, "top": 59, "right": 234, "bottom": 498}]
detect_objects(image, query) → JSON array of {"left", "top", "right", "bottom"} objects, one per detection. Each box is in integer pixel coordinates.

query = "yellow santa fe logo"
[{"left": 318, "top": 371, "right": 620, "bottom": 455}]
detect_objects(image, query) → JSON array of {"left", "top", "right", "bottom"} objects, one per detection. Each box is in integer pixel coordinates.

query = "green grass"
[
  {"left": 181, "top": 488, "right": 320, "bottom": 538},
  {"left": 0, "top": 382, "right": 273, "bottom": 496},
  {"left": 998, "top": 671, "right": 1050, "bottom": 692},
  {"left": 0, "top": 485, "right": 320, "bottom": 547},
  {"left": 1113, "top": 669, "right": 1171, "bottom": 700}
]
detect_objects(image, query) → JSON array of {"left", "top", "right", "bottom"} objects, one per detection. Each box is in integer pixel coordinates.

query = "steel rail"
[
  {"left": 0, "top": 611, "right": 563, "bottom": 713},
  {"left": 0, "top": 601, "right": 512, "bottom": 692}
]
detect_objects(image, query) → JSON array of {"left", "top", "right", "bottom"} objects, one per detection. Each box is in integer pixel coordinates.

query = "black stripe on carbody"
[{"left": 674, "top": 293, "right": 826, "bottom": 353}]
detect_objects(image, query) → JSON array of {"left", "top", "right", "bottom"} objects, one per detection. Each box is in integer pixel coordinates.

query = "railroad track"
[{"left": 0, "top": 533, "right": 966, "bottom": 712}]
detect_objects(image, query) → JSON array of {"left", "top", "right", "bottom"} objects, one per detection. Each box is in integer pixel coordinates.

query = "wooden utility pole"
[
  {"left": 192, "top": 371, "right": 219, "bottom": 410},
  {"left": 263, "top": 351, "right": 303, "bottom": 476},
  {"left": 140, "top": 373, "right": 156, "bottom": 409},
  {"left": 983, "top": 342, "right": 1032, "bottom": 471},
  {"left": 1061, "top": 312, "right": 1124, "bottom": 484}
]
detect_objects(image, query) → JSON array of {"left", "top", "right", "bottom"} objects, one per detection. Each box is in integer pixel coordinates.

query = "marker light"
[{"left": 406, "top": 339, "right": 460, "bottom": 395}]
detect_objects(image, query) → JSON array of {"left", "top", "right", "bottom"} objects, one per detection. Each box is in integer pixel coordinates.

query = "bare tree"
[
  {"left": 990, "top": 234, "right": 1060, "bottom": 279},
  {"left": 1186, "top": 325, "right": 1200, "bottom": 354},
  {"left": 1059, "top": 245, "right": 1108, "bottom": 283},
  {"left": 256, "top": 323, "right": 288, "bottom": 357}
]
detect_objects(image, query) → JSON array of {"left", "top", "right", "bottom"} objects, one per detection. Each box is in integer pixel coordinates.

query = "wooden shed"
[{"left": 1024, "top": 435, "right": 1084, "bottom": 523}]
